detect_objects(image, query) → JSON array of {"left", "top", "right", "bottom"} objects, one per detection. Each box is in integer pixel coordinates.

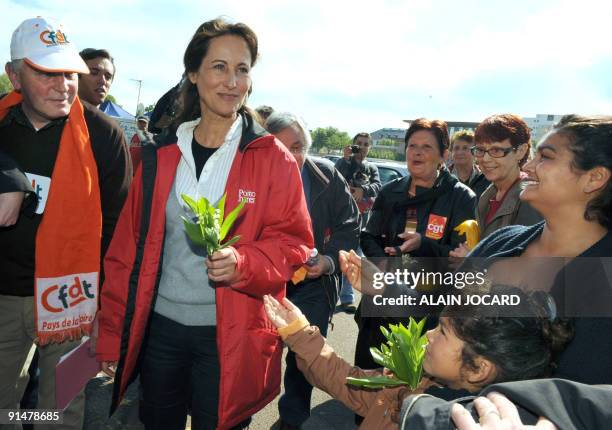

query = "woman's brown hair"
[
  {"left": 174, "top": 18, "right": 259, "bottom": 125},
  {"left": 404, "top": 118, "right": 450, "bottom": 156},
  {"left": 474, "top": 114, "right": 531, "bottom": 166}
]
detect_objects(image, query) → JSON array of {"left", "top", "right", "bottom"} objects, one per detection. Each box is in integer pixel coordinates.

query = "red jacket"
[{"left": 96, "top": 118, "right": 313, "bottom": 428}]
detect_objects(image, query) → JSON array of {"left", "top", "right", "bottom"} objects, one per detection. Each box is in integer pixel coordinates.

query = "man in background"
[
  {"left": 266, "top": 112, "right": 359, "bottom": 430},
  {"left": 78, "top": 48, "right": 115, "bottom": 108},
  {"left": 334, "top": 132, "right": 381, "bottom": 312}
]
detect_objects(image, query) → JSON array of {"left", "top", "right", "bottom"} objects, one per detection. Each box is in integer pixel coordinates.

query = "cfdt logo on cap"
[{"left": 39, "top": 29, "right": 69, "bottom": 46}]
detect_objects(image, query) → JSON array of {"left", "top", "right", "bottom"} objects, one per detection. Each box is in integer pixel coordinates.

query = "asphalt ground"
[{"left": 84, "top": 294, "right": 361, "bottom": 430}]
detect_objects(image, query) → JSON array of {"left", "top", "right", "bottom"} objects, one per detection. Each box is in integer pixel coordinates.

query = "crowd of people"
[{"left": 1, "top": 14, "right": 611, "bottom": 430}]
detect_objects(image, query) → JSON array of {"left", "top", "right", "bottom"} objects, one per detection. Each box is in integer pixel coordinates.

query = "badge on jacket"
[
  {"left": 425, "top": 214, "right": 447, "bottom": 240},
  {"left": 25, "top": 172, "right": 51, "bottom": 215}
]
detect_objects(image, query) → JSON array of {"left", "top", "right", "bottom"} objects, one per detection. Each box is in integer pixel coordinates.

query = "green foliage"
[
  {"left": 347, "top": 318, "right": 427, "bottom": 389},
  {"left": 377, "top": 138, "right": 400, "bottom": 148},
  {"left": 0, "top": 73, "right": 13, "bottom": 94},
  {"left": 104, "top": 94, "right": 118, "bottom": 104},
  {"left": 144, "top": 103, "right": 156, "bottom": 113},
  {"left": 311, "top": 127, "right": 352, "bottom": 150},
  {"left": 181, "top": 193, "right": 245, "bottom": 256},
  {"left": 368, "top": 148, "right": 406, "bottom": 161}
]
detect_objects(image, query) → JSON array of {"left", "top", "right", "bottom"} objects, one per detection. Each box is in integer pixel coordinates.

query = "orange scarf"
[{"left": 0, "top": 91, "right": 101, "bottom": 345}]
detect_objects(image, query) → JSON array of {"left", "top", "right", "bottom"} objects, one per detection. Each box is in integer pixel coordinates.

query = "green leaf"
[
  {"left": 182, "top": 217, "right": 207, "bottom": 247},
  {"left": 370, "top": 318, "right": 428, "bottom": 390},
  {"left": 369, "top": 347, "right": 387, "bottom": 368},
  {"left": 181, "top": 194, "right": 199, "bottom": 215},
  {"left": 416, "top": 317, "right": 426, "bottom": 335},
  {"left": 346, "top": 376, "right": 407, "bottom": 389},
  {"left": 380, "top": 326, "right": 392, "bottom": 341},
  {"left": 196, "top": 195, "right": 207, "bottom": 216},
  {"left": 219, "top": 199, "right": 245, "bottom": 241},
  {"left": 390, "top": 340, "right": 411, "bottom": 382},
  {"left": 220, "top": 235, "right": 241, "bottom": 249},
  {"left": 217, "top": 193, "right": 226, "bottom": 225}
]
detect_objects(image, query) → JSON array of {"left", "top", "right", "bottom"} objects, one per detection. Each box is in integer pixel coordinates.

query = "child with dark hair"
[{"left": 264, "top": 288, "right": 573, "bottom": 429}]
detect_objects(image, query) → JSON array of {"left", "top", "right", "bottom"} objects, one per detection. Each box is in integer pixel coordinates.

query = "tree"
[
  {"left": 105, "top": 94, "right": 118, "bottom": 104},
  {"left": 0, "top": 73, "right": 13, "bottom": 94},
  {"left": 311, "top": 127, "right": 351, "bottom": 151},
  {"left": 144, "top": 103, "right": 156, "bottom": 113},
  {"left": 377, "top": 138, "right": 400, "bottom": 148}
]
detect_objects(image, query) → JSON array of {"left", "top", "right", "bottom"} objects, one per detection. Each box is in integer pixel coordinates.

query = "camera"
[{"left": 350, "top": 145, "right": 360, "bottom": 154}]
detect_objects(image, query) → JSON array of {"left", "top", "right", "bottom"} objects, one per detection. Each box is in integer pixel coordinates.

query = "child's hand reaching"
[
  {"left": 339, "top": 249, "right": 362, "bottom": 291},
  {"left": 339, "top": 249, "right": 385, "bottom": 296},
  {"left": 264, "top": 295, "right": 304, "bottom": 329}
]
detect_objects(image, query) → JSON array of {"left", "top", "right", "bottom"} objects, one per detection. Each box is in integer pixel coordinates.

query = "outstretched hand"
[
  {"left": 263, "top": 295, "right": 303, "bottom": 330},
  {"left": 339, "top": 249, "right": 362, "bottom": 292},
  {"left": 339, "top": 249, "right": 384, "bottom": 296},
  {"left": 384, "top": 231, "right": 421, "bottom": 255}
]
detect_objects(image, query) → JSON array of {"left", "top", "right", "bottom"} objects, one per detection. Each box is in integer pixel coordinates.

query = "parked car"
[
  {"left": 369, "top": 158, "right": 408, "bottom": 184},
  {"left": 312, "top": 155, "right": 408, "bottom": 184},
  {"left": 322, "top": 154, "right": 341, "bottom": 164}
]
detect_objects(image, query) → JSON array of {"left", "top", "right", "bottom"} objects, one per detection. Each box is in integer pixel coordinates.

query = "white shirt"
[{"left": 174, "top": 115, "right": 242, "bottom": 208}]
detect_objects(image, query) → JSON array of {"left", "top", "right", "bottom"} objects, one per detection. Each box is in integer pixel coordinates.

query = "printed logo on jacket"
[
  {"left": 425, "top": 214, "right": 447, "bottom": 240},
  {"left": 239, "top": 189, "right": 256, "bottom": 204},
  {"left": 36, "top": 272, "right": 98, "bottom": 334}
]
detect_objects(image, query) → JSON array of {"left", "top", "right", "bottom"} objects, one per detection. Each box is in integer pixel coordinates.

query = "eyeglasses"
[{"left": 470, "top": 146, "right": 517, "bottom": 158}]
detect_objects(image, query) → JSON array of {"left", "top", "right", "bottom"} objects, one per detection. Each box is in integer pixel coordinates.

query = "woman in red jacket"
[{"left": 96, "top": 19, "right": 313, "bottom": 430}]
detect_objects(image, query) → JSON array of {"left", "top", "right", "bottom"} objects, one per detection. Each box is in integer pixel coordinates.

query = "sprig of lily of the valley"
[
  {"left": 346, "top": 317, "right": 428, "bottom": 389},
  {"left": 181, "top": 193, "right": 245, "bottom": 256}
]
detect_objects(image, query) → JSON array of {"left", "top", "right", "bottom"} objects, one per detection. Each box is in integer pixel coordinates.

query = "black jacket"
[
  {"left": 400, "top": 379, "right": 612, "bottom": 430},
  {"left": 0, "top": 150, "right": 32, "bottom": 194},
  {"left": 0, "top": 149, "right": 36, "bottom": 215},
  {"left": 470, "top": 223, "right": 612, "bottom": 385},
  {"left": 294, "top": 157, "right": 360, "bottom": 312},
  {"left": 303, "top": 157, "right": 360, "bottom": 276},
  {"left": 361, "top": 168, "right": 477, "bottom": 258},
  {"left": 466, "top": 170, "right": 490, "bottom": 200},
  {"left": 334, "top": 157, "right": 382, "bottom": 199},
  {"left": 449, "top": 163, "right": 490, "bottom": 200}
]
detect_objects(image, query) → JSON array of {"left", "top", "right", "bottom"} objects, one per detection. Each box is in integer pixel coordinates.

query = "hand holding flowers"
[{"left": 181, "top": 193, "right": 245, "bottom": 284}]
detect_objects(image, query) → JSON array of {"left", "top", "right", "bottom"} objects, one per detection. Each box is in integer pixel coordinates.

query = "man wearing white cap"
[{"left": 0, "top": 17, "right": 131, "bottom": 428}]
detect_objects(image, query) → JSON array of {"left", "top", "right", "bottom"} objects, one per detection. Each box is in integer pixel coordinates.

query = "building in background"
[
  {"left": 370, "top": 128, "right": 406, "bottom": 154},
  {"left": 523, "top": 114, "right": 564, "bottom": 143}
]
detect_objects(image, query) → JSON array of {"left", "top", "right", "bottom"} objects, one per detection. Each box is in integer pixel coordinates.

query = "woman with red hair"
[{"left": 450, "top": 114, "right": 542, "bottom": 258}]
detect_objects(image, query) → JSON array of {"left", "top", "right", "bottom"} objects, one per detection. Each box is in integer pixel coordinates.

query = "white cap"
[{"left": 10, "top": 17, "right": 89, "bottom": 74}]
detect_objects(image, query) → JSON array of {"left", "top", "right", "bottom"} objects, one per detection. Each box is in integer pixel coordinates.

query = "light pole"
[{"left": 130, "top": 78, "right": 143, "bottom": 116}]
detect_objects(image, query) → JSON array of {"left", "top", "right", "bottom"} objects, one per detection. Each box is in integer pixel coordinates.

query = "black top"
[
  {"left": 0, "top": 102, "right": 132, "bottom": 296},
  {"left": 334, "top": 157, "right": 382, "bottom": 199},
  {"left": 470, "top": 223, "right": 612, "bottom": 385},
  {"left": 403, "top": 379, "right": 612, "bottom": 430},
  {"left": 191, "top": 137, "right": 219, "bottom": 180},
  {"left": 0, "top": 149, "right": 36, "bottom": 214}
]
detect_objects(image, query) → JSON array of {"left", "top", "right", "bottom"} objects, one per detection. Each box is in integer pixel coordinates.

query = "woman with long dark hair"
[{"left": 96, "top": 18, "right": 313, "bottom": 429}]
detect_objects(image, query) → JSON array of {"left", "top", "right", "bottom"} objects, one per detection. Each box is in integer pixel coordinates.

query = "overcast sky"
[{"left": 2, "top": 0, "right": 611, "bottom": 136}]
